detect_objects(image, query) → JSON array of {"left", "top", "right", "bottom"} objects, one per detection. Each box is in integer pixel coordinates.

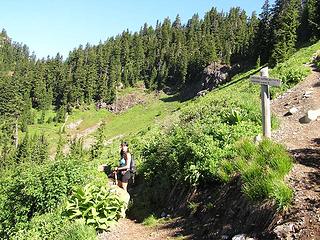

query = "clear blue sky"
[{"left": 0, "top": 0, "right": 274, "bottom": 59}]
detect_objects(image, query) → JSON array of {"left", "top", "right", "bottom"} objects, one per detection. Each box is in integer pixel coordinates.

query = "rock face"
[
  {"left": 96, "top": 93, "right": 145, "bottom": 113},
  {"left": 201, "top": 63, "right": 232, "bottom": 90},
  {"left": 181, "top": 62, "right": 240, "bottom": 99}
]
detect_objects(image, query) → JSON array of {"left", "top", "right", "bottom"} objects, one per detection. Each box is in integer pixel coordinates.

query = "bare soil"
[
  {"left": 270, "top": 65, "right": 320, "bottom": 239},
  {"left": 98, "top": 218, "right": 183, "bottom": 240}
]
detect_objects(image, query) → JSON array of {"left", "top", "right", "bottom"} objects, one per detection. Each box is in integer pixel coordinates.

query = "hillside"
[
  {"left": 99, "top": 42, "right": 320, "bottom": 240},
  {"left": 1, "top": 0, "right": 320, "bottom": 239}
]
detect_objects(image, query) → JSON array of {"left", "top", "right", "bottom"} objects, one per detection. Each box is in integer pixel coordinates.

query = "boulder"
[
  {"left": 232, "top": 234, "right": 246, "bottom": 240},
  {"left": 109, "top": 185, "right": 130, "bottom": 218},
  {"left": 299, "top": 109, "right": 320, "bottom": 123}
]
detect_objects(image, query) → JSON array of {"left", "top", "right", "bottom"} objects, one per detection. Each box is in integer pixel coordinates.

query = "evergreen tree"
[
  {"left": 270, "top": 0, "right": 301, "bottom": 66},
  {"left": 16, "top": 131, "right": 31, "bottom": 163},
  {"left": 90, "top": 122, "right": 105, "bottom": 160},
  {"left": 255, "top": 0, "right": 273, "bottom": 64}
]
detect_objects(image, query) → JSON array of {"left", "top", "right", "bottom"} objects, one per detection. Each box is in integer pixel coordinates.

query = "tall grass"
[{"left": 233, "top": 139, "right": 293, "bottom": 210}]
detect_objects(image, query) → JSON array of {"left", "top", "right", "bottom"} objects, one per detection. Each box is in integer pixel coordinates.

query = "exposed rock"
[
  {"left": 254, "top": 134, "right": 262, "bottom": 143},
  {"left": 273, "top": 223, "right": 295, "bottom": 239},
  {"left": 232, "top": 234, "right": 246, "bottom": 240},
  {"left": 299, "top": 109, "right": 320, "bottom": 123},
  {"left": 201, "top": 63, "right": 232, "bottom": 90},
  {"left": 303, "top": 90, "right": 313, "bottom": 98},
  {"left": 98, "top": 93, "right": 146, "bottom": 113},
  {"left": 232, "top": 234, "right": 255, "bottom": 240},
  {"left": 289, "top": 107, "right": 299, "bottom": 115},
  {"left": 285, "top": 107, "right": 299, "bottom": 116},
  {"left": 196, "top": 90, "right": 208, "bottom": 97},
  {"left": 96, "top": 101, "right": 107, "bottom": 109}
]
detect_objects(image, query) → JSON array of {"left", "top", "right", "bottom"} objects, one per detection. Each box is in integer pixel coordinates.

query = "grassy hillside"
[{"left": 4, "top": 40, "right": 319, "bottom": 240}]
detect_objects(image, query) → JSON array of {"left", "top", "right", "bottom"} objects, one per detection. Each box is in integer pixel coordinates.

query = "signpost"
[{"left": 250, "top": 67, "right": 281, "bottom": 138}]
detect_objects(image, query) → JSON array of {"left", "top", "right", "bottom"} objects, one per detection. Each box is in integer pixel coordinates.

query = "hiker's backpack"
[{"left": 130, "top": 154, "right": 136, "bottom": 173}]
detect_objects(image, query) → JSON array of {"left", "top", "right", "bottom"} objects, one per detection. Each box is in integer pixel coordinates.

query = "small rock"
[
  {"left": 289, "top": 107, "right": 299, "bottom": 115},
  {"left": 254, "top": 135, "right": 262, "bottom": 143},
  {"left": 232, "top": 234, "right": 247, "bottom": 240},
  {"left": 303, "top": 91, "right": 313, "bottom": 98},
  {"left": 299, "top": 109, "right": 320, "bottom": 123},
  {"left": 161, "top": 212, "right": 166, "bottom": 218}
]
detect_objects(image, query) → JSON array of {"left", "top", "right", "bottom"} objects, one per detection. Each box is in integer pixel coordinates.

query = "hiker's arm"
[{"left": 116, "top": 154, "right": 131, "bottom": 171}]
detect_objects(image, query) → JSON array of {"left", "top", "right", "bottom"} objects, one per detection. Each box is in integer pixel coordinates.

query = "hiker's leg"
[
  {"left": 121, "top": 171, "right": 131, "bottom": 192},
  {"left": 117, "top": 180, "right": 123, "bottom": 188}
]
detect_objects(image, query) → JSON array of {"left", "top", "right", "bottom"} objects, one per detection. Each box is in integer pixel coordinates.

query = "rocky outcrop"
[
  {"left": 96, "top": 93, "right": 145, "bottom": 113},
  {"left": 200, "top": 63, "right": 234, "bottom": 91}
]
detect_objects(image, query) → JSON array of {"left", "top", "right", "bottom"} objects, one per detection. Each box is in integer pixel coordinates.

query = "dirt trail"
[
  {"left": 98, "top": 218, "right": 182, "bottom": 240},
  {"left": 271, "top": 65, "right": 320, "bottom": 239}
]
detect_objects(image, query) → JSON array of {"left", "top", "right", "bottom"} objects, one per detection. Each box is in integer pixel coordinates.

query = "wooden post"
[{"left": 260, "top": 67, "right": 271, "bottom": 138}]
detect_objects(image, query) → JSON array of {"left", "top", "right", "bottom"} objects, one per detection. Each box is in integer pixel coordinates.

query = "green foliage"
[
  {"left": 90, "top": 122, "right": 105, "bottom": 160},
  {"left": 0, "top": 157, "right": 86, "bottom": 237},
  {"left": 63, "top": 184, "right": 125, "bottom": 231},
  {"left": 134, "top": 83, "right": 263, "bottom": 211},
  {"left": 37, "top": 110, "right": 46, "bottom": 124},
  {"left": 270, "top": 40, "right": 320, "bottom": 94},
  {"left": 12, "top": 212, "right": 97, "bottom": 240},
  {"left": 270, "top": 0, "right": 301, "bottom": 66},
  {"left": 142, "top": 214, "right": 158, "bottom": 226},
  {"left": 232, "top": 139, "right": 293, "bottom": 209}
]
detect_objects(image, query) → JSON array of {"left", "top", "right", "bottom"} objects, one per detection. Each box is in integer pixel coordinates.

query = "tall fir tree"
[{"left": 270, "top": 0, "right": 301, "bottom": 66}]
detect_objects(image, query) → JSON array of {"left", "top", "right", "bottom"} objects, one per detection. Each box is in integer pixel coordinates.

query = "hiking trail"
[{"left": 271, "top": 64, "right": 320, "bottom": 239}]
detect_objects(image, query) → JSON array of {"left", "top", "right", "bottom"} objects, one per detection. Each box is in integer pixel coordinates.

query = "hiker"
[{"left": 114, "top": 142, "right": 132, "bottom": 192}]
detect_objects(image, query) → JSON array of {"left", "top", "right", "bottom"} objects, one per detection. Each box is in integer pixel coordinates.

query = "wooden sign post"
[{"left": 250, "top": 67, "right": 281, "bottom": 138}]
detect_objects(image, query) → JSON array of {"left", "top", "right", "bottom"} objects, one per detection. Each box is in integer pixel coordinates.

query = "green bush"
[
  {"left": 63, "top": 183, "right": 124, "bottom": 231},
  {"left": 12, "top": 211, "right": 97, "bottom": 240},
  {"left": 0, "top": 157, "right": 86, "bottom": 238}
]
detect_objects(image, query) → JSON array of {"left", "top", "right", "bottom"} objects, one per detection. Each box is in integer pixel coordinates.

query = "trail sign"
[
  {"left": 250, "top": 67, "right": 281, "bottom": 138},
  {"left": 251, "top": 76, "right": 281, "bottom": 87}
]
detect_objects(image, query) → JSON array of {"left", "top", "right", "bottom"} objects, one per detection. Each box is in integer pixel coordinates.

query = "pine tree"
[
  {"left": 255, "top": 0, "right": 273, "bottom": 64},
  {"left": 90, "top": 122, "right": 105, "bottom": 160},
  {"left": 16, "top": 130, "right": 31, "bottom": 163},
  {"left": 301, "top": 0, "right": 320, "bottom": 41}
]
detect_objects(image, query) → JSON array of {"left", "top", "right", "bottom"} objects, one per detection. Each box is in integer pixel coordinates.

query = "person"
[{"left": 114, "top": 142, "right": 132, "bottom": 192}]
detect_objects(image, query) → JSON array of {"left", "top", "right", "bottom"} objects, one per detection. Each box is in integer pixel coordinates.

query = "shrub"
[
  {"left": 142, "top": 214, "right": 158, "bottom": 226},
  {"left": 63, "top": 183, "right": 125, "bottom": 231},
  {"left": 12, "top": 211, "right": 97, "bottom": 240},
  {"left": 0, "top": 157, "right": 86, "bottom": 237},
  {"left": 235, "top": 139, "right": 293, "bottom": 209}
]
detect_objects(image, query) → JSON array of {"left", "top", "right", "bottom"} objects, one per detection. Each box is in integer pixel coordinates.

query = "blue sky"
[{"left": 0, "top": 0, "right": 274, "bottom": 59}]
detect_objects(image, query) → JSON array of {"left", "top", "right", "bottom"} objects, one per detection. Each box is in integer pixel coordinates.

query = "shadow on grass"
[{"left": 160, "top": 94, "right": 183, "bottom": 103}]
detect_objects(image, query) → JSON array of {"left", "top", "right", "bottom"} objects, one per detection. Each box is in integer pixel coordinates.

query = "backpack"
[{"left": 129, "top": 154, "right": 136, "bottom": 173}]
